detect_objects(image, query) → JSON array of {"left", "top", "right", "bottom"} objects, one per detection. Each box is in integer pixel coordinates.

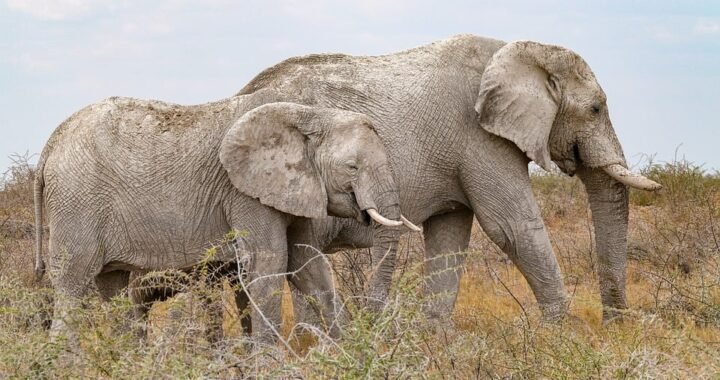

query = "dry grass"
[{"left": 1, "top": 155, "right": 719, "bottom": 378}]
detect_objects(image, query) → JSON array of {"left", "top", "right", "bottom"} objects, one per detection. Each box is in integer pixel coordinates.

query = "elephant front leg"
[
  {"left": 422, "top": 208, "right": 474, "bottom": 319},
  {"left": 287, "top": 244, "right": 343, "bottom": 337},
  {"left": 471, "top": 188, "right": 568, "bottom": 321},
  {"left": 245, "top": 249, "right": 287, "bottom": 345}
]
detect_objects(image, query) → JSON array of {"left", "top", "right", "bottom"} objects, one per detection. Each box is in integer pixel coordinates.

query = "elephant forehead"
[{"left": 327, "top": 121, "right": 378, "bottom": 147}]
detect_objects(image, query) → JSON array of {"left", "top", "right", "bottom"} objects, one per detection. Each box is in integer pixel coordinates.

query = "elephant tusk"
[
  {"left": 400, "top": 215, "right": 422, "bottom": 232},
  {"left": 366, "top": 208, "right": 403, "bottom": 227},
  {"left": 602, "top": 164, "right": 663, "bottom": 191}
]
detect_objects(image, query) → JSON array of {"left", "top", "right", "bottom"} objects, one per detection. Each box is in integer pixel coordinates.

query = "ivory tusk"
[
  {"left": 366, "top": 208, "right": 403, "bottom": 227},
  {"left": 602, "top": 164, "right": 663, "bottom": 191},
  {"left": 400, "top": 215, "right": 422, "bottom": 232}
]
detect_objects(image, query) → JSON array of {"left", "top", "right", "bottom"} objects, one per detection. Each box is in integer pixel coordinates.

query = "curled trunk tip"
[{"left": 602, "top": 164, "right": 662, "bottom": 191}]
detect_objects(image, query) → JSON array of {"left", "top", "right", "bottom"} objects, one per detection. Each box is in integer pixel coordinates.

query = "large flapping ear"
[
  {"left": 220, "top": 102, "right": 328, "bottom": 219},
  {"left": 474, "top": 41, "right": 565, "bottom": 171}
]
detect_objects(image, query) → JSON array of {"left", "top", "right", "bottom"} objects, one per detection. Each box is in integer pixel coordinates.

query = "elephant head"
[
  {"left": 219, "top": 102, "right": 419, "bottom": 230},
  {"left": 475, "top": 41, "right": 661, "bottom": 321}
]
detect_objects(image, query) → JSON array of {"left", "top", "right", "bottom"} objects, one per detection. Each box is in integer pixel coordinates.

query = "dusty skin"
[
  {"left": 33, "top": 88, "right": 414, "bottom": 346},
  {"left": 239, "top": 35, "right": 660, "bottom": 323}
]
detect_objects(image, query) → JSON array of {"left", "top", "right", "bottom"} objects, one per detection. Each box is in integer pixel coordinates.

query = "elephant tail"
[{"left": 33, "top": 161, "right": 45, "bottom": 283}]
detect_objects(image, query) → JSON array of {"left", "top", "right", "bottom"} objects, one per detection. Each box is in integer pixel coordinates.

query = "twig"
[{"left": 483, "top": 257, "right": 529, "bottom": 325}]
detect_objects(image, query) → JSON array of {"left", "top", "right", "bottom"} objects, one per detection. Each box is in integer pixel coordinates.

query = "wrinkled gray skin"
[
  {"left": 34, "top": 89, "right": 408, "bottom": 343},
  {"left": 239, "top": 35, "right": 661, "bottom": 322}
]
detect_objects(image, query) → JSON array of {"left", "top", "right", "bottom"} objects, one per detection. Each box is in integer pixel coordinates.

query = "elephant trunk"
[
  {"left": 574, "top": 116, "right": 661, "bottom": 322},
  {"left": 353, "top": 164, "right": 405, "bottom": 308},
  {"left": 577, "top": 165, "right": 630, "bottom": 322}
]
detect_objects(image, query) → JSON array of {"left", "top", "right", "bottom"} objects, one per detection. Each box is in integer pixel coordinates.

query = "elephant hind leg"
[
  {"left": 46, "top": 234, "right": 106, "bottom": 345},
  {"left": 48, "top": 291, "right": 85, "bottom": 349},
  {"left": 48, "top": 264, "right": 99, "bottom": 346},
  {"left": 422, "top": 208, "right": 474, "bottom": 319}
]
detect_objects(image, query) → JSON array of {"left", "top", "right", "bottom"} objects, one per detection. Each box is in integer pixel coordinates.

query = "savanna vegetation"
[{"left": 1, "top": 153, "right": 718, "bottom": 378}]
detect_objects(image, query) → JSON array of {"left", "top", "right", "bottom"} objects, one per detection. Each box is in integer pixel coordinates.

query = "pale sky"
[{"left": 1, "top": 0, "right": 718, "bottom": 175}]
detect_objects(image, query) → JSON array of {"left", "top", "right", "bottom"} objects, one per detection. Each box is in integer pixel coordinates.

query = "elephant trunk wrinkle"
[
  {"left": 361, "top": 165, "right": 403, "bottom": 307},
  {"left": 577, "top": 166, "right": 630, "bottom": 321}
]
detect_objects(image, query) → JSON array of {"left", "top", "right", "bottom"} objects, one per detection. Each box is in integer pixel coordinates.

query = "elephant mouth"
[
  {"left": 360, "top": 210, "right": 372, "bottom": 226},
  {"left": 348, "top": 192, "right": 372, "bottom": 225},
  {"left": 554, "top": 143, "right": 662, "bottom": 191},
  {"left": 351, "top": 192, "right": 423, "bottom": 230},
  {"left": 554, "top": 144, "right": 580, "bottom": 176}
]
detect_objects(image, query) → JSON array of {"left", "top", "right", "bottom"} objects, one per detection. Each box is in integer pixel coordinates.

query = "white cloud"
[
  {"left": 693, "top": 19, "right": 720, "bottom": 35},
  {"left": 4, "top": 0, "right": 114, "bottom": 20}
]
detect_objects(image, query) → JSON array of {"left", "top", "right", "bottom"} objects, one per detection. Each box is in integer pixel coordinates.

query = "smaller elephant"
[{"left": 34, "top": 89, "right": 417, "bottom": 344}]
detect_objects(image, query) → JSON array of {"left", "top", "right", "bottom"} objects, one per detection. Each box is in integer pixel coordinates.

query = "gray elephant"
[
  {"left": 239, "top": 35, "right": 662, "bottom": 323},
  {"left": 33, "top": 88, "right": 417, "bottom": 343}
]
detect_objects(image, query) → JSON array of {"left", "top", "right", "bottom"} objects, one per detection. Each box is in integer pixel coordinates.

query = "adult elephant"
[
  {"left": 33, "top": 88, "right": 417, "bottom": 343},
  {"left": 238, "top": 35, "right": 661, "bottom": 322}
]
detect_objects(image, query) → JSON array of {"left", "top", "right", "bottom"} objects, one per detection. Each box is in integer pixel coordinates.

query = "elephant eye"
[
  {"left": 346, "top": 161, "right": 358, "bottom": 171},
  {"left": 591, "top": 104, "right": 601, "bottom": 115}
]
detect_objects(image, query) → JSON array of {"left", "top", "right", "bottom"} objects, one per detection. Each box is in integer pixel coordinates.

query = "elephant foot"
[
  {"left": 422, "top": 288, "right": 458, "bottom": 322},
  {"left": 364, "top": 286, "right": 390, "bottom": 313},
  {"left": 425, "top": 314, "right": 459, "bottom": 336},
  {"left": 602, "top": 306, "right": 628, "bottom": 325},
  {"left": 49, "top": 319, "right": 84, "bottom": 369},
  {"left": 364, "top": 298, "right": 386, "bottom": 315},
  {"left": 127, "top": 315, "right": 149, "bottom": 341},
  {"left": 538, "top": 298, "right": 570, "bottom": 323}
]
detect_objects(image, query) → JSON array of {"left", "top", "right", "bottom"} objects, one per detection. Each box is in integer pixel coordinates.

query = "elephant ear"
[
  {"left": 220, "top": 102, "right": 327, "bottom": 219},
  {"left": 474, "top": 41, "right": 562, "bottom": 171}
]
